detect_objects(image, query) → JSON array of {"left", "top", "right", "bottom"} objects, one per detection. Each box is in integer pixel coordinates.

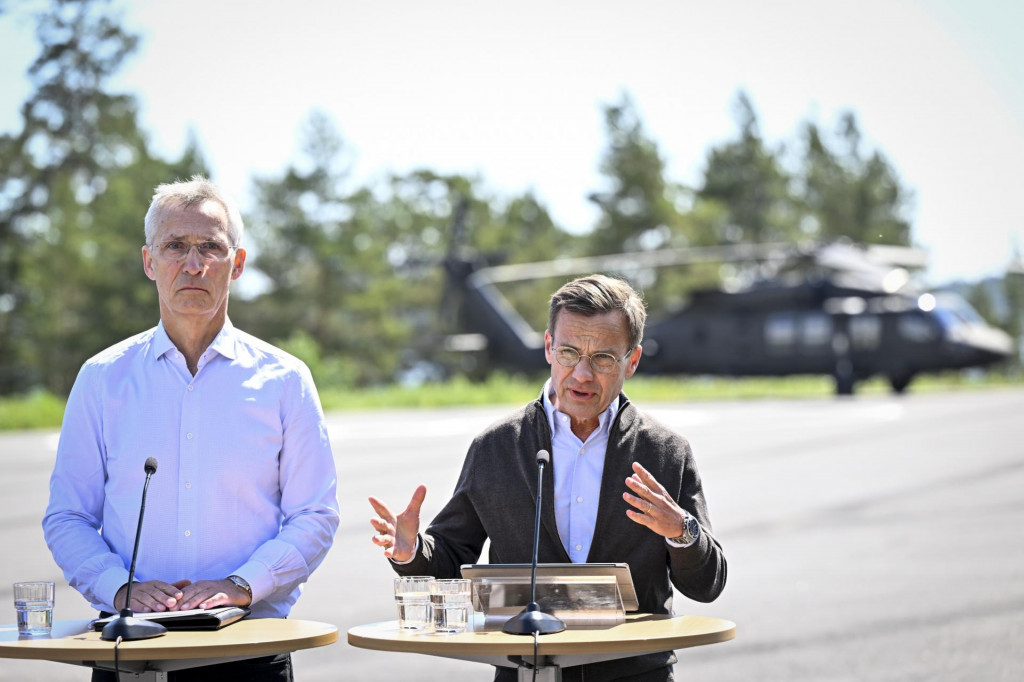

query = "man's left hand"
[
  {"left": 623, "top": 461, "right": 687, "bottom": 539},
  {"left": 175, "top": 579, "right": 252, "bottom": 611}
]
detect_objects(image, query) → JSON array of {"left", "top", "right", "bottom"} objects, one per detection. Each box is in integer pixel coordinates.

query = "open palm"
[{"left": 368, "top": 485, "right": 427, "bottom": 562}]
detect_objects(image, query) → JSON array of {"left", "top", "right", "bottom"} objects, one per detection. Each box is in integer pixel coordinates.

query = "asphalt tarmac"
[{"left": 2, "top": 388, "right": 1022, "bottom": 681}]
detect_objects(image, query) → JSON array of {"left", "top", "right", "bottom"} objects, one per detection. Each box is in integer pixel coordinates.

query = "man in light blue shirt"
[{"left": 43, "top": 176, "right": 339, "bottom": 681}]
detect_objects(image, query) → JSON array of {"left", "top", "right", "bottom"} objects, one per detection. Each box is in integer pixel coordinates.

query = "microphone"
[
  {"left": 502, "top": 449, "right": 566, "bottom": 635},
  {"left": 101, "top": 457, "right": 168, "bottom": 641}
]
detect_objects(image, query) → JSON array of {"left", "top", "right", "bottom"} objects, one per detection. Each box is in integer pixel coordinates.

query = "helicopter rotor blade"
[{"left": 474, "top": 243, "right": 799, "bottom": 285}]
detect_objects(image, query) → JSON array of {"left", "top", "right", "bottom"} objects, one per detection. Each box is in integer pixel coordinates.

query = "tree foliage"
[
  {"left": 0, "top": 0, "right": 205, "bottom": 394},
  {"left": 236, "top": 113, "right": 582, "bottom": 385},
  {"left": 1, "top": 4, "right": 954, "bottom": 396},
  {"left": 237, "top": 115, "right": 453, "bottom": 386},
  {"left": 1006, "top": 269, "right": 1024, "bottom": 367},
  {"left": 587, "top": 93, "right": 687, "bottom": 255},
  {"left": 798, "top": 113, "right": 913, "bottom": 245},
  {"left": 698, "top": 92, "right": 797, "bottom": 245}
]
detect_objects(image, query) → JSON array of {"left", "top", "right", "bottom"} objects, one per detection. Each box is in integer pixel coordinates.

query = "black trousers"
[
  {"left": 91, "top": 653, "right": 293, "bottom": 681},
  {"left": 494, "top": 664, "right": 673, "bottom": 681}
]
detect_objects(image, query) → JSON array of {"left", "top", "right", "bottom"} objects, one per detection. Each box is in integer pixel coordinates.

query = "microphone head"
[
  {"left": 536, "top": 449, "right": 551, "bottom": 465},
  {"left": 144, "top": 457, "right": 158, "bottom": 475}
]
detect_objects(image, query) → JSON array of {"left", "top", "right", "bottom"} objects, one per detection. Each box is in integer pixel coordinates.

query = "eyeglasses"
[
  {"left": 552, "top": 346, "right": 632, "bottom": 374},
  {"left": 148, "top": 239, "right": 238, "bottom": 263}
]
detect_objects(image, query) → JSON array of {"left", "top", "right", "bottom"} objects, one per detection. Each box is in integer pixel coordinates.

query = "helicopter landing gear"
[
  {"left": 889, "top": 372, "right": 914, "bottom": 394},
  {"left": 833, "top": 359, "right": 855, "bottom": 396}
]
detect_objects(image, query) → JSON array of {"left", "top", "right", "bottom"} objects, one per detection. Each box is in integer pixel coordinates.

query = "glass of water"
[
  {"left": 13, "top": 581, "right": 54, "bottom": 637},
  {"left": 430, "top": 579, "right": 471, "bottom": 634},
  {"left": 394, "top": 576, "right": 434, "bottom": 630}
]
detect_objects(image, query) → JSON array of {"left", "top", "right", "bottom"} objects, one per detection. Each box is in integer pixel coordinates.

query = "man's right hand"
[
  {"left": 368, "top": 485, "right": 427, "bottom": 563},
  {"left": 114, "top": 579, "right": 192, "bottom": 612}
]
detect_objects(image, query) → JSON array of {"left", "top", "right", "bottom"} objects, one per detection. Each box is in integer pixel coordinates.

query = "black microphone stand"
[
  {"left": 503, "top": 450, "right": 566, "bottom": 635},
  {"left": 101, "top": 458, "right": 168, "bottom": 641}
]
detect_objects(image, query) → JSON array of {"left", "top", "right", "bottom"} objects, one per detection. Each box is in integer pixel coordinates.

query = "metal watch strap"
[
  {"left": 668, "top": 512, "right": 699, "bottom": 545},
  {"left": 227, "top": 574, "right": 252, "bottom": 599}
]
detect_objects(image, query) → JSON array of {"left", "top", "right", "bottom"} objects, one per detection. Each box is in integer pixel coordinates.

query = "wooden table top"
[
  {"left": 348, "top": 613, "right": 735, "bottom": 658},
  {"left": 0, "top": 618, "right": 337, "bottom": 663}
]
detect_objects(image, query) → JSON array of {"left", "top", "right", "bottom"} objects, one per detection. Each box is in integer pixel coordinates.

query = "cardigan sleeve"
[{"left": 665, "top": 437, "right": 728, "bottom": 602}]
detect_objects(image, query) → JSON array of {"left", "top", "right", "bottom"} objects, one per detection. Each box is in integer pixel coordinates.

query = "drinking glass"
[
  {"left": 13, "top": 581, "right": 54, "bottom": 637},
  {"left": 394, "top": 576, "right": 435, "bottom": 630},
  {"left": 430, "top": 579, "right": 471, "bottom": 634}
]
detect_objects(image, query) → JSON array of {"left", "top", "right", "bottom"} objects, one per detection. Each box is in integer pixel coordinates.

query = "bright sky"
[{"left": 2, "top": 0, "right": 1022, "bottom": 284}]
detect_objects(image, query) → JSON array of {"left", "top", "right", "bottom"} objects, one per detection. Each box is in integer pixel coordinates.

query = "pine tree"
[{"left": 0, "top": 0, "right": 206, "bottom": 394}]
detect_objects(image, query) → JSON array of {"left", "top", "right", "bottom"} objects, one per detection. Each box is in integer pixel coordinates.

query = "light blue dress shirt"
[
  {"left": 542, "top": 379, "right": 619, "bottom": 563},
  {"left": 43, "top": 321, "right": 339, "bottom": 618}
]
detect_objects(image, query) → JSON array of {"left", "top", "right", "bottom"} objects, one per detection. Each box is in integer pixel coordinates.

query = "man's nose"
[
  {"left": 572, "top": 356, "right": 596, "bottom": 380},
  {"left": 181, "top": 245, "right": 206, "bottom": 273}
]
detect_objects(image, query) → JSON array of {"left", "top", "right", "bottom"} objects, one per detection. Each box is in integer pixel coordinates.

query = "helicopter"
[{"left": 437, "top": 220, "right": 1013, "bottom": 396}]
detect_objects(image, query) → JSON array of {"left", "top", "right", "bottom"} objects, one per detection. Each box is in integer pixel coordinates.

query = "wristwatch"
[
  {"left": 668, "top": 512, "right": 701, "bottom": 547},
  {"left": 226, "top": 575, "right": 252, "bottom": 601}
]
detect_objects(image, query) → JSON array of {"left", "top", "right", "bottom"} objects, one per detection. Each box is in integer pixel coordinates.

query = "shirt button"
[
  {"left": 185, "top": 481, "right": 192, "bottom": 489},
  {"left": 576, "top": 496, "right": 584, "bottom": 503},
  {"left": 579, "top": 448, "right": 585, "bottom": 454},
  {"left": 184, "top": 530, "right": 191, "bottom": 537},
  {"left": 186, "top": 433, "right": 194, "bottom": 440},
  {"left": 575, "top": 544, "right": 582, "bottom": 551},
  {"left": 187, "top": 384, "right": 194, "bottom": 391}
]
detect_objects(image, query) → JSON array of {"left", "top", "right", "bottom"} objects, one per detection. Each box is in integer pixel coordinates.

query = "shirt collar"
[
  {"left": 209, "top": 319, "right": 239, "bottom": 361},
  {"left": 151, "top": 319, "right": 239, "bottom": 362},
  {"left": 151, "top": 322, "right": 177, "bottom": 361},
  {"left": 541, "top": 378, "right": 620, "bottom": 439}
]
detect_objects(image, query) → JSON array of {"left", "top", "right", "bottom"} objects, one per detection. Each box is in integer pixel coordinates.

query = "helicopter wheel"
[
  {"left": 889, "top": 372, "right": 914, "bottom": 394},
  {"left": 833, "top": 360, "right": 855, "bottom": 396}
]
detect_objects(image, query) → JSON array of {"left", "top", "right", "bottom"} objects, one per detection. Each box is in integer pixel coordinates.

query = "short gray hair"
[
  {"left": 548, "top": 274, "right": 647, "bottom": 350},
  {"left": 144, "top": 175, "right": 244, "bottom": 246}
]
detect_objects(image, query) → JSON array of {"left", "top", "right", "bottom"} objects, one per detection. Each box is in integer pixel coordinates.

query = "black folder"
[{"left": 91, "top": 606, "right": 251, "bottom": 632}]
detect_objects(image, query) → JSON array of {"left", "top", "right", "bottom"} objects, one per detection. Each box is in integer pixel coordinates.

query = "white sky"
[{"left": 2, "top": 0, "right": 1022, "bottom": 284}]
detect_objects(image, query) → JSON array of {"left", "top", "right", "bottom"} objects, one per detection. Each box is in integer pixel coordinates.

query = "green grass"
[
  {"left": 0, "top": 391, "right": 67, "bottom": 431},
  {"left": 3, "top": 370, "right": 1021, "bottom": 431},
  {"left": 318, "top": 373, "right": 545, "bottom": 410}
]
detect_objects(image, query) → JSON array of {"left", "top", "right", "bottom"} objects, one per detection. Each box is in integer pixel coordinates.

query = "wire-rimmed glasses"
[
  {"left": 148, "top": 239, "right": 238, "bottom": 263},
  {"left": 552, "top": 346, "right": 631, "bottom": 373}
]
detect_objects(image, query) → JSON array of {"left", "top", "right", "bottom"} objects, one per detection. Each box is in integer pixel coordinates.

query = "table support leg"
[
  {"left": 508, "top": 630, "right": 563, "bottom": 681},
  {"left": 516, "top": 662, "right": 560, "bottom": 681}
]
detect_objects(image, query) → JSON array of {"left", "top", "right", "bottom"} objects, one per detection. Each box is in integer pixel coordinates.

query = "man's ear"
[
  {"left": 142, "top": 246, "right": 156, "bottom": 281},
  {"left": 625, "top": 345, "right": 643, "bottom": 378},
  {"left": 231, "top": 248, "right": 247, "bottom": 280}
]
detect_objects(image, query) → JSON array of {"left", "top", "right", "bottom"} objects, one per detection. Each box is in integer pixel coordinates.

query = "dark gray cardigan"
[{"left": 395, "top": 392, "right": 727, "bottom": 680}]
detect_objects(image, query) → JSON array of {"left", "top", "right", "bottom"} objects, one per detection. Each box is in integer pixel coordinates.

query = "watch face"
[{"left": 685, "top": 516, "right": 700, "bottom": 539}]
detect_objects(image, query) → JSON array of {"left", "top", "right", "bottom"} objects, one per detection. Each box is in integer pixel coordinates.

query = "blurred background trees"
[
  {"left": 1, "top": 0, "right": 1017, "bottom": 398},
  {"left": 0, "top": 0, "right": 205, "bottom": 394}
]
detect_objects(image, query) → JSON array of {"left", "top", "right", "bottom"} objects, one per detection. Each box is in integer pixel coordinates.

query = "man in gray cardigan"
[{"left": 370, "top": 274, "right": 727, "bottom": 681}]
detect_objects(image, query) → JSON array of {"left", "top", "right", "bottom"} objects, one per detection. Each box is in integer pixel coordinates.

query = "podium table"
[
  {"left": 348, "top": 613, "right": 734, "bottom": 679},
  {"left": 0, "top": 618, "right": 337, "bottom": 681}
]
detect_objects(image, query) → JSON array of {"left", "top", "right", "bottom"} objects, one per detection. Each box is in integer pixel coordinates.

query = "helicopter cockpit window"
[
  {"left": 933, "top": 292, "right": 986, "bottom": 328},
  {"left": 849, "top": 315, "right": 881, "bottom": 350},
  {"left": 765, "top": 313, "right": 797, "bottom": 353},
  {"left": 898, "top": 313, "right": 937, "bottom": 343},
  {"left": 800, "top": 313, "right": 832, "bottom": 348}
]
